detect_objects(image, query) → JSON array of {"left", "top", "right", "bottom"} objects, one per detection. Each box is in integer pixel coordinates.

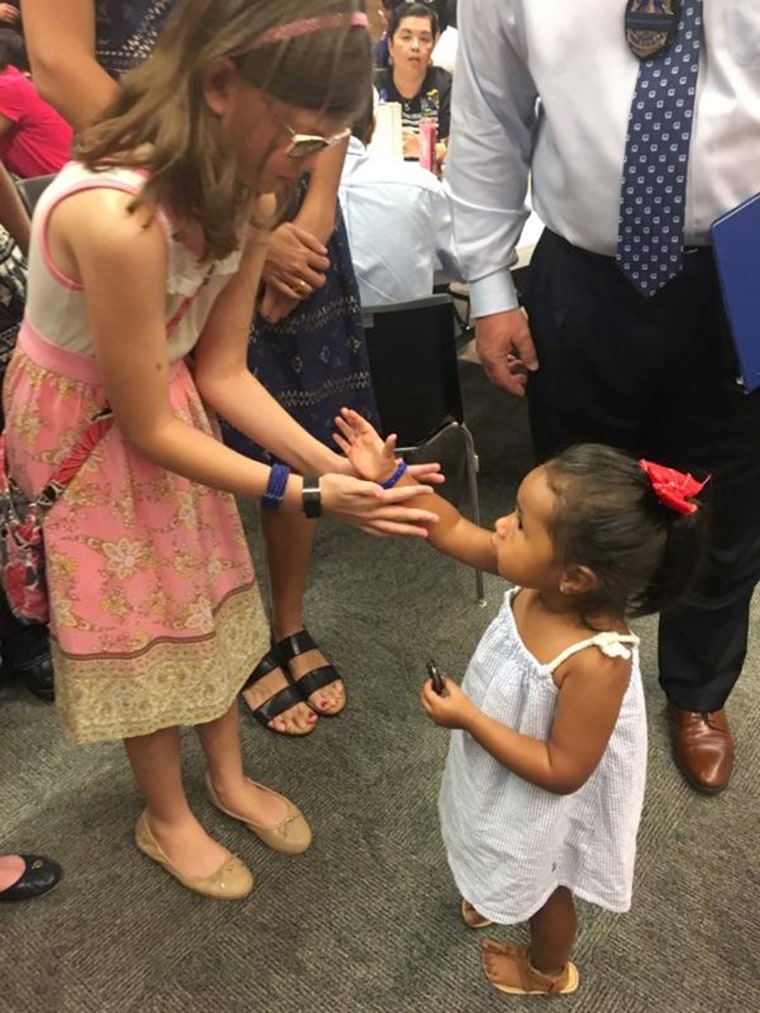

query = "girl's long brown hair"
[{"left": 74, "top": 0, "right": 371, "bottom": 259}]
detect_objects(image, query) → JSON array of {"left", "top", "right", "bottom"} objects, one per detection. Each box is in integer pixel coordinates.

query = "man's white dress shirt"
[
  {"left": 339, "top": 136, "right": 462, "bottom": 307},
  {"left": 446, "top": 0, "right": 760, "bottom": 316}
]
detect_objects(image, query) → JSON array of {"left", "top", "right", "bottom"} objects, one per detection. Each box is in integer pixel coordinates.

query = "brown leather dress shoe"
[{"left": 670, "top": 707, "right": 735, "bottom": 794}]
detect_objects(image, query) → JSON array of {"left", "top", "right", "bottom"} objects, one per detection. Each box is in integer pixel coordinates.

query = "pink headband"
[{"left": 239, "top": 11, "right": 369, "bottom": 55}]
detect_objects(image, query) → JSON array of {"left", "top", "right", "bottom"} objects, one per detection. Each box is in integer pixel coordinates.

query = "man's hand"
[
  {"left": 0, "top": 4, "right": 19, "bottom": 24},
  {"left": 475, "top": 307, "right": 538, "bottom": 396}
]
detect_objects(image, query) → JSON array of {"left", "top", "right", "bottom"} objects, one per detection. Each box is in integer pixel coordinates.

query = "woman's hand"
[
  {"left": 0, "top": 4, "right": 19, "bottom": 23},
  {"left": 258, "top": 284, "right": 299, "bottom": 325},
  {"left": 262, "top": 222, "right": 330, "bottom": 302},
  {"left": 420, "top": 676, "right": 478, "bottom": 730},
  {"left": 318, "top": 473, "right": 438, "bottom": 537}
]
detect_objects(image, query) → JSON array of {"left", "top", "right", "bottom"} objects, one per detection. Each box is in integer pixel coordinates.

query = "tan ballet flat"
[
  {"left": 205, "top": 774, "right": 312, "bottom": 855},
  {"left": 134, "top": 811, "right": 254, "bottom": 900}
]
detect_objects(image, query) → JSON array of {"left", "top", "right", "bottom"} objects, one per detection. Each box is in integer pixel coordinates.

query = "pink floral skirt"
[{"left": 3, "top": 321, "right": 268, "bottom": 743}]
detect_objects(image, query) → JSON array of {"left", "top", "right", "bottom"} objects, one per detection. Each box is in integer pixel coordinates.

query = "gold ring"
[{"left": 297, "top": 279, "right": 309, "bottom": 293}]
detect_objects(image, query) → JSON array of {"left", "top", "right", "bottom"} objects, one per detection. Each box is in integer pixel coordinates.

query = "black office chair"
[
  {"left": 15, "top": 174, "right": 55, "bottom": 217},
  {"left": 362, "top": 293, "right": 485, "bottom": 604}
]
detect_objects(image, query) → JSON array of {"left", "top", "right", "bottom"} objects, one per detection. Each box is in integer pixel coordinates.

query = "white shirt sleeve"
[
  {"left": 445, "top": 1, "right": 538, "bottom": 317},
  {"left": 429, "top": 186, "right": 463, "bottom": 282},
  {"left": 432, "top": 27, "right": 459, "bottom": 75}
]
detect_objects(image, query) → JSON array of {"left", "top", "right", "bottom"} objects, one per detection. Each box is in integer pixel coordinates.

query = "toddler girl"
[
  {"left": 1, "top": 1, "right": 439, "bottom": 901},
  {"left": 335, "top": 410, "right": 708, "bottom": 995}
]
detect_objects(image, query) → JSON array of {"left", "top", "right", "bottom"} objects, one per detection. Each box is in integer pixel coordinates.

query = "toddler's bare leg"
[{"left": 528, "top": 886, "right": 577, "bottom": 974}]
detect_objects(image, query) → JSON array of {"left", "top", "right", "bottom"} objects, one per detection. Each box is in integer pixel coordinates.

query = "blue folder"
[{"left": 710, "top": 193, "right": 760, "bottom": 394}]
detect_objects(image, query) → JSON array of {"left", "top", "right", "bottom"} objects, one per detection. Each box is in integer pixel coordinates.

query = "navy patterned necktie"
[{"left": 617, "top": 0, "right": 703, "bottom": 297}]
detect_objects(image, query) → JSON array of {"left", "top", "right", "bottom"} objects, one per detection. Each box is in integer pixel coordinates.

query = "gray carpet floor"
[{"left": 1, "top": 362, "right": 759, "bottom": 1012}]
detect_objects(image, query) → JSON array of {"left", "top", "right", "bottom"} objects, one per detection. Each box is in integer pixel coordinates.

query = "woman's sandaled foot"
[
  {"left": 276, "top": 629, "right": 346, "bottom": 717},
  {"left": 481, "top": 939, "right": 579, "bottom": 996},
  {"left": 240, "top": 650, "right": 318, "bottom": 736},
  {"left": 460, "top": 898, "right": 494, "bottom": 929},
  {"left": 206, "top": 774, "right": 312, "bottom": 855}
]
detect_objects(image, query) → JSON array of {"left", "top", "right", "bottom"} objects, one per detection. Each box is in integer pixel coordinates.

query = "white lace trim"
[{"left": 166, "top": 240, "right": 242, "bottom": 297}]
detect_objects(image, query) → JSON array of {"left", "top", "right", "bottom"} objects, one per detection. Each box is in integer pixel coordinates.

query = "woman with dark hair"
[{"left": 375, "top": 1, "right": 451, "bottom": 162}]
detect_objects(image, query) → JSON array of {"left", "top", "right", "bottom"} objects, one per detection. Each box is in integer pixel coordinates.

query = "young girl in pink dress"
[{"left": 1, "top": 0, "right": 438, "bottom": 900}]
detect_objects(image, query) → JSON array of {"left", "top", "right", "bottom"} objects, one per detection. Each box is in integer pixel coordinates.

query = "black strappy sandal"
[
  {"left": 275, "top": 629, "right": 346, "bottom": 717},
  {"left": 240, "top": 649, "right": 316, "bottom": 737}
]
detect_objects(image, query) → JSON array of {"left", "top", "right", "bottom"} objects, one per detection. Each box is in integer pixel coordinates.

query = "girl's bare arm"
[{"left": 56, "top": 190, "right": 437, "bottom": 536}]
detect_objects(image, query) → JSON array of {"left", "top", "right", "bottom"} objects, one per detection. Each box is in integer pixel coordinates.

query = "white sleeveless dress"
[{"left": 439, "top": 588, "right": 647, "bottom": 923}]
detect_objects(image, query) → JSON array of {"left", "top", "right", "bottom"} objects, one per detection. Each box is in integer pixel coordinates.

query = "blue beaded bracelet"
[
  {"left": 381, "top": 460, "right": 408, "bottom": 489},
  {"left": 262, "top": 462, "right": 290, "bottom": 510}
]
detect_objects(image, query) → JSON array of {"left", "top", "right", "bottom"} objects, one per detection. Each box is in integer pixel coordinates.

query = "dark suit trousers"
[{"left": 522, "top": 229, "right": 760, "bottom": 711}]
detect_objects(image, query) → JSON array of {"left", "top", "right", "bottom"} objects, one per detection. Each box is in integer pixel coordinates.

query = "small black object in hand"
[{"left": 427, "top": 658, "right": 447, "bottom": 696}]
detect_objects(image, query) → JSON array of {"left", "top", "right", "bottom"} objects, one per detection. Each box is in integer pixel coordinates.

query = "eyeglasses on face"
[{"left": 282, "top": 122, "right": 351, "bottom": 160}]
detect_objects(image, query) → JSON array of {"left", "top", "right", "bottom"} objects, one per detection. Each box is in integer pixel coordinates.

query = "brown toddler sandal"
[
  {"left": 276, "top": 628, "right": 346, "bottom": 717},
  {"left": 481, "top": 938, "right": 579, "bottom": 996},
  {"left": 460, "top": 897, "right": 495, "bottom": 929},
  {"left": 134, "top": 812, "right": 254, "bottom": 900},
  {"left": 240, "top": 649, "right": 316, "bottom": 737},
  {"left": 205, "top": 774, "right": 312, "bottom": 855}
]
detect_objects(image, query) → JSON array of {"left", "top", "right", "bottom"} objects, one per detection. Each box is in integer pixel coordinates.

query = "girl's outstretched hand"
[
  {"left": 421, "top": 675, "right": 478, "bottom": 730},
  {"left": 319, "top": 473, "right": 438, "bottom": 537},
  {"left": 333, "top": 407, "right": 445, "bottom": 487}
]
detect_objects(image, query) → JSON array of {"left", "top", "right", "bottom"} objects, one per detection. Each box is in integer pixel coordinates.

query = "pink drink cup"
[{"left": 419, "top": 119, "right": 437, "bottom": 171}]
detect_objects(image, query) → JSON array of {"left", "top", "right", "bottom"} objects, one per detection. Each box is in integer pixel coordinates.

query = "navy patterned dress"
[
  {"left": 223, "top": 184, "right": 379, "bottom": 463},
  {"left": 94, "top": 0, "right": 174, "bottom": 78}
]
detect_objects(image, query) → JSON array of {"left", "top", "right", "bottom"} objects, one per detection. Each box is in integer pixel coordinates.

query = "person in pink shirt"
[{"left": 0, "top": 30, "right": 72, "bottom": 178}]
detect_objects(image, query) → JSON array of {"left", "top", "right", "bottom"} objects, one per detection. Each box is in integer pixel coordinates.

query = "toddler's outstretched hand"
[
  {"left": 421, "top": 675, "right": 478, "bottom": 730},
  {"left": 333, "top": 407, "right": 445, "bottom": 487},
  {"left": 333, "top": 407, "right": 396, "bottom": 483}
]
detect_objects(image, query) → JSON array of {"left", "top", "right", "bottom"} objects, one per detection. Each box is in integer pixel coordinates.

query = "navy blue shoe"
[{"left": 0, "top": 855, "right": 62, "bottom": 902}]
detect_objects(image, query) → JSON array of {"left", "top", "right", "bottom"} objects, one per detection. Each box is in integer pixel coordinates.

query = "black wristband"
[{"left": 301, "top": 475, "right": 322, "bottom": 519}]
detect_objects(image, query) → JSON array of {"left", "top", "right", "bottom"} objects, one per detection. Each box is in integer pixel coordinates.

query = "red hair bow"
[{"left": 638, "top": 460, "right": 709, "bottom": 516}]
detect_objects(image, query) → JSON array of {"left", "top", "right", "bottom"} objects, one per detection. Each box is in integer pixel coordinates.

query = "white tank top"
[{"left": 24, "top": 162, "right": 244, "bottom": 362}]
